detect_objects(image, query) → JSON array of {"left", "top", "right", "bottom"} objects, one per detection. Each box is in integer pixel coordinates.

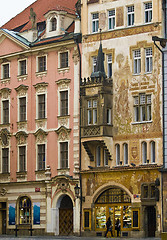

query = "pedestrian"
[
  {"left": 115, "top": 218, "right": 120, "bottom": 237},
  {"left": 105, "top": 217, "right": 113, "bottom": 237}
]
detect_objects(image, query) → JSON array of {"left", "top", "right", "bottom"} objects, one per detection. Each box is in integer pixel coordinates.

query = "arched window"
[
  {"left": 142, "top": 141, "right": 147, "bottom": 164},
  {"left": 115, "top": 144, "right": 120, "bottom": 165},
  {"left": 50, "top": 18, "right": 57, "bottom": 31},
  {"left": 19, "top": 196, "right": 31, "bottom": 224},
  {"left": 96, "top": 146, "right": 101, "bottom": 167},
  {"left": 150, "top": 141, "right": 155, "bottom": 163},
  {"left": 123, "top": 143, "right": 128, "bottom": 165}
]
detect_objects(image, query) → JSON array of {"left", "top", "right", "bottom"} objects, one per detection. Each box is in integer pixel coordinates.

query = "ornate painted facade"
[
  {"left": 0, "top": 0, "right": 81, "bottom": 236},
  {"left": 80, "top": 0, "right": 163, "bottom": 237}
]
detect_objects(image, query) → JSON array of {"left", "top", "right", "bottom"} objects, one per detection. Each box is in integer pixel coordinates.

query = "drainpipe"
[
  {"left": 74, "top": 33, "right": 82, "bottom": 236},
  {"left": 152, "top": 38, "right": 165, "bottom": 233}
]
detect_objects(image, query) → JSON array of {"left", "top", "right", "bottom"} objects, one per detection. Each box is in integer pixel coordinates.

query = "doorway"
[
  {"left": 0, "top": 202, "right": 6, "bottom": 234},
  {"left": 145, "top": 206, "right": 156, "bottom": 237},
  {"left": 59, "top": 195, "right": 73, "bottom": 235}
]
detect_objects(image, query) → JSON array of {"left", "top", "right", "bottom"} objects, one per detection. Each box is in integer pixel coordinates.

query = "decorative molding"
[
  {"left": 15, "top": 131, "right": 28, "bottom": 145},
  {"left": 55, "top": 126, "right": 71, "bottom": 141},
  {"left": 0, "top": 88, "right": 11, "bottom": 99},
  {"left": 33, "top": 82, "right": 48, "bottom": 93},
  {"left": 34, "top": 128, "right": 48, "bottom": 143},
  {"left": 15, "top": 84, "right": 28, "bottom": 96},
  {"left": 56, "top": 177, "right": 70, "bottom": 193},
  {"left": 56, "top": 78, "right": 71, "bottom": 90},
  {"left": 0, "top": 128, "right": 11, "bottom": 147},
  {"left": 72, "top": 47, "right": 80, "bottom": 65},
  {"left": 0, "top": 187, "right": 7, "bottom": 196}
]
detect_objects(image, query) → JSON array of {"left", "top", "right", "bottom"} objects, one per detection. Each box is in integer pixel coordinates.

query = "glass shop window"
[{"left": 19, "top": 196, "right": 31, "bottom": 224}]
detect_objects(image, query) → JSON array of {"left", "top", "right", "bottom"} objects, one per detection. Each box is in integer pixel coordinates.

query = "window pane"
[
  {"left": 20, "top": 60, "right": 26, "bottom": 75},
  {"left": 38, "top": 56, "right": 46, "bottom": 72},
  {"left": 96, "top": 146, "right": 101, "bottom": 167},
  {"left": 3, "top": 100, "right": 9, "bottom": 124},
  {"left": 60, "top": 52, "right": 68, "bottom": 68},
  {"left": 142, "top": 142, "right": 147, "bottom": 164},
  {"left": 19, "top": 146, "right": 26, "bottom": 171},
  {"left": 38, "top": 94, "right": 45, "bottom": 119},
  {"left": 60, "top": 142, "right": 68, "bottom": 168},
  {"left": 20, "top": 97, "right": 26, "bottom": 121},
  {"left": 116, "top": 144, "right": 120, "bottom": 165},
  {"left": 2, "top": 148, "right": 9, "bottom": 173},
  {"left": 38, "top": 144, "right": 45, "bottom": 170},
  {"left": 60, "top": 91, "right": 68, "bottom": 116},
  {"left": 3, "top": 64, "right": 9, "bottom": 79}
]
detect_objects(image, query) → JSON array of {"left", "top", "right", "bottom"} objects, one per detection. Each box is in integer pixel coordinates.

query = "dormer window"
[{"left": 50, "top": 18, "right": 57, "bottom": 31}]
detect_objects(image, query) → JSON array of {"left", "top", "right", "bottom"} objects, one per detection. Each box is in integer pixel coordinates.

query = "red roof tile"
[{"left": 2, "top": 0, "right": 77, "bottom": 32}]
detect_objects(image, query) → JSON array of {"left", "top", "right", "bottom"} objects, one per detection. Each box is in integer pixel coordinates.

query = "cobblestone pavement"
[{"left": 0, "top": 236, "right": 161, "bottom": 240}]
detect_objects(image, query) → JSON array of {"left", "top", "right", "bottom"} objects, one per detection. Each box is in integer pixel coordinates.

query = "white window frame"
[
  {"left": 50, "top": 17, "right": 57, "bottom": 32},
  {"left": 87, "top": 99, "right": 97, "bottom": 125},
  {"left": 58, "top": 88, "right": 69, "bottom": 116},
  {"left": 36, "top": 93, "right": 47, "bottom": 119},
  {"left": 58, "top": 141, "right": 69, "bottom": 169},
  {"left": 18, "top": 59, "right": 27, "bottom": 76},
  {"left": 107, "top": 108, "right": 111, "bottom": 124},
  {"left": 133, "top": 49, "right": 141, "bottom": 74},
  {"left": 36, "top": 143, "right": 46, "bottom": 171},
  {"left": 58, "top": 50, "right": 69, "bottom": 69},
  {"left": 127, "top": 5, "right": 134, "bottom": 26},
  {"left": 123, "top": 143, "right": 128, "bottom": 165},
  {"left": 107, "top": 54, "right": 112, "bottom": 78},
  {"left": 145, "top": 48, "right": 152, "bottom": 73},
  {"left": 36, "top": 55, "right": 47, "bottom": 73},
  {"left": 1, "top": 62, "right": 10, "bottom": 79},
  {"left": 1, "top": 147, "right": 10, "bottom": 173},
  {"left": 1, "top": 99, "right": 10, "bottom": 124},
  {"left": 142, "top": 141, "right": 147, "bottom": 164},
  {"left": 18, "top": 96, "right": 27, "bottom": 122},
  {"left": 108, "top": 9, "right": 115, "bottom": 30},
  {"left": 92, "top": 13, "right": 99, "bottom": 33},
  {"left": 150, "top": 141, "right": 155, "bottom": 163},
  {"left": 17, "top": 145, "right": 27, "bottom": 172},
  {"left": 144, "top": 2, "right": 152, "bottom": 23},
  {"left": 116, "top": 144, "right": 120, "bottom": 166}
]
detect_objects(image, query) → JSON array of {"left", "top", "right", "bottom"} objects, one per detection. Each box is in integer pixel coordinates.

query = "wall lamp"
[
  {"left": 74, "top": 184, "right": 85, "bottom": 201},
  {"left": 152, "top": 36, "right": 167, "bottom": 48}
]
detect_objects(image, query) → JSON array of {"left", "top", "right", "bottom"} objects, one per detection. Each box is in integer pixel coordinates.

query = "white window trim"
[
  {"left": 58, "top": 140, "right": 69, "bottom": 169},
  {"left": 92, "top": 12, "right": 99, "bottom": 33},
  {"left": 1, "top": 98, "right": 10, "bottom": 124},
  {"left": 18, "top": 58, "right": 27, "bottom": 76},
  {"left": 36, "top": 93, "right": 47, "bottom": 119},
  {"left": 36, "top": 143, "right": 47, "bottom": 171},
  {"left": 17, "top": 144, "right": 27, "bottom": 172},
  {"left": 1, "top": 62, "right": 10, "bottom": 79},
  {"left": 17, "top": 95, "right": 27, "bottom": 122},
  {"left": 36, "top": 55, "right": 47, "bottom": 73},
  {"left": 108, "top": 9, "right": 115, "bottom": 30},
  {"left": 145, "top": 48, "right": 153, "bottom": 73},
  {"left": 133, "top": 49, "right": 141, "bottom": 75},
  {"left": 58, "top": 50, "right": 70, "bottom": 69},
  {"left": 1, "top": 147, "right": 10, "bottom": 173},
  {"left": 58, "top": 88, "right": 70, "bottom": 116},
  {"left": 144, "top": 2, "right": 152, "bottom": 23},
  {"left": 107, "top": 54, "right": 112, "bottom": 78},
  {"left": 127, "top": 5, "right": 134, "bottom": 27},
  {"left": 107, "top": 108, "right": 111, "bottom": 124}
]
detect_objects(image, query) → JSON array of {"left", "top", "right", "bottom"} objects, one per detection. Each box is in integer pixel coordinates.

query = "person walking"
[
  {"left": 115, "top": 218, "right": 121, "bottom": 237},
  {"left": 104, "top": 217, "right": 113, "bottom": 237}
]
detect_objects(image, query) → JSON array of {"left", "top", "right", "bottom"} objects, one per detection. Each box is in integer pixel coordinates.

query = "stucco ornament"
[
  {"left": 0, "top": 88, "right": 11, "bottom": 99},
  {"left": 0, "top": 188, "right": 7, "bottom": 196},
  {"left": 15, "top": 131, "right": 28, "bottom": 145},
  {"left": 72, "top": 48, "right": 79, "bottom": 65},
  {"left": 0, "top": 129, "right": 10, "bottom": 146},
  {"left": 55, "top": 126, "right": 71, "bottom": 141},
  {"left": 34, "top": 129, "right": 48, "bottom": 143},
  {"left": 56, "top": 178, "right": 70, "bottom": 193}
]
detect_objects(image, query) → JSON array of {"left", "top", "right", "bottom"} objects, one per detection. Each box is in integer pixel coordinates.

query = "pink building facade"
[{"left": 0, "top": 0, "right": 81, "bottom": 236}]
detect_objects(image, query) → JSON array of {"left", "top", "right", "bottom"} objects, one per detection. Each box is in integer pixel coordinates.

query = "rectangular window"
[
  {"left": 19, "top": 146, "right": 26, "bottom": 172},
  {"left": 2, "top": 63, "right": 9, "bottom": 79},
  {"left": 145, "top": 2, "right": 152, "bottom": 23},
  {"left": 107, "top": 55, "right": 112, "bottom": 78},
  {"left": 108, "top": 10, "right": 115, "bottom": 30},
  {"left": 132, "top": 210, "right": 139, "bottom": 229},
  {"left": 38, "top": 56, "right": 46, "bottom": 72},
  {"left": 87, "top": 100, "right": 97, "bottom": 125},
  {"left": 2, "top": 100, "right": 9, "bottom": 124},
  {"left": 107, "top": 108, "right": 111, "bottom": 124},
  {"left": 145, "top": 48, "right": 152, "bottom": 73},
  {"left": 134, "top": 94, "right": 151, "bottom": 122},
  {"left": 60, "top": 91, "right": 68, "bottom": 116},
  {"left": 127, "top": 6, "right": 134, "bottom": 26},
  {"left": 38, "top": 94, "right": 45, "bottom": 119},
  {"left": 133, "top": 49, "right": 141, "bottom": 74},
  {"left": 19, "top": 60, "right": 27, "bottom": 76},
  {"left": 19, "top": 97, "right": 26, "bottom": 122},
  {"left": 84, "top": 210, "right": 91, "bottom": 230},
  {"left": 2, "top": 148, "right": 9, "bottom": 173},
  {"left": 60, "top": 52, "right": 68, "bottom": 68},
  {"left": 92, "top": 56, "right": 97, "bottom": 73},
  {"left": 104, "top": 149, "right": 108, "bottom": 166},
  {"left": 38, "top": 144, "right": 45, "bottom": 170},
  {"left": 92, "top": 13, "right": 99, "bottom": 33},
  {"left": 60, "top": 142, "right": 68, "bottom": 168}
]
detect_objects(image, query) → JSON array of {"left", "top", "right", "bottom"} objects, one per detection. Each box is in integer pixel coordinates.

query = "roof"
[
  {"left": 1, "top": 29, "right": 31, "bottom": 46},
  {"left": 1, "top": 0, "right": 78, "bottom": 32}
]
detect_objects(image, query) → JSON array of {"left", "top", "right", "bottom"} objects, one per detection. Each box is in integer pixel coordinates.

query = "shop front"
[{"left": 94, "top": 187, "right": 139, "bottom": 237}]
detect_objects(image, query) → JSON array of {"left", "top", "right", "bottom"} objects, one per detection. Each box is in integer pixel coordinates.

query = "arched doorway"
[
  {"left": 95, "top": 187, "right": 131, "bottom": 237},
  {"left": 59, "top": 195, "right": 73, "bottom": 235}
]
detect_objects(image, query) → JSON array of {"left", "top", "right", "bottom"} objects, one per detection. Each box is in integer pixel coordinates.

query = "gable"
[{"left": 0, "top": 36, "right": 26, "bottom": 57}]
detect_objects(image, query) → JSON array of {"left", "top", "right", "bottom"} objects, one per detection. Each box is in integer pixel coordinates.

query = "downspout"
[
  {"left": 74, "top": 33, "right": 82, "bottom": 236},
  {"left": 152, "top": 40, "right": 164, "bottom": 232}
]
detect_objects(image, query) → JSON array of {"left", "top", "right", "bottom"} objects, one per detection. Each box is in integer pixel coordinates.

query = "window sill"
[
  {"left": 35, "top": 71, "right": 47, "bottom": 77},
  {"left": 17, "top": 74, "right": 28, "bottom": 81},
  {"left": 57, "top": 168, "right": 70, "bottom": 176},
  {"left": 57, "top": 115, "right": 70, "bottom": 118},
  {"left": 1, "top": 78, "right": 10, "bottom": 84},
  {"left": 58, "top": 67, "right": 70, "bottom": 73},
  {"left": 131, "top": 120, "right": 152, "bottom": 125},
  {"left": 0, "top": 123, "right": 10, "bottom": 127}
]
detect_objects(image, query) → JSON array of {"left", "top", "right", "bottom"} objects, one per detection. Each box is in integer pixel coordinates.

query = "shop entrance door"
[
  {"left": 0, "top": 202, "right": 6, "bottom": 234},
  {"left": 59, "top": 195, "right": 73, "bottom": 236},
  {"left": 146, "top": 206, "right": 156, "bottom": 237},
  {"left": 2, "top": 210, "right": 6, "bottom": 234}
]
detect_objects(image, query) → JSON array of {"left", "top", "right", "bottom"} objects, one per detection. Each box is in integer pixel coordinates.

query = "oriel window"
[{"left": 87, "top": 99, "right": 97, "bottom": 125}]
